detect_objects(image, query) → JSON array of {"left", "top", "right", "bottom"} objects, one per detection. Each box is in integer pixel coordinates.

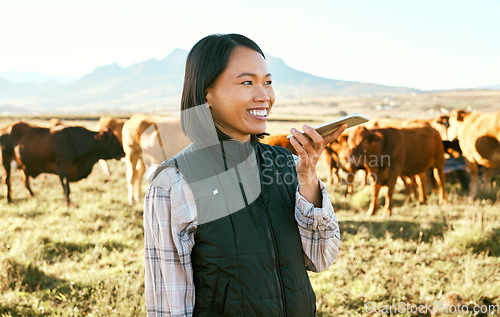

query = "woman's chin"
[{"left": 249, "top": 124, "right": 267, "bottom": 135}]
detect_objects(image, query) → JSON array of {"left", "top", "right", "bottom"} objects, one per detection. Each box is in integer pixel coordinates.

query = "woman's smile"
[{"left": 247, "top": 108, "right": 268, "bottom": 120}]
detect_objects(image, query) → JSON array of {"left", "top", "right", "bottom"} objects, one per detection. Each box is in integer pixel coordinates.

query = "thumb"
[{"left": 323, "top": 124, "right": 347, "bottom": 144}]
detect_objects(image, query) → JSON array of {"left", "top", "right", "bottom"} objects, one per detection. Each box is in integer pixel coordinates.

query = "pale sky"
[{"left": 1, "top": 0, "right": 499, "bottom": 90}]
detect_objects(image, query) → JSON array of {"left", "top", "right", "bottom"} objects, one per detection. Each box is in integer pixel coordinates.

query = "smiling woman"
[
  {"left": 205, "top": 46, "right": 274, "bottom": 142},
  {"left": 143, "top": 33, "right": 346, "bottom": 317},
  {"left": 179, "top": 33, "right": 274, "bottom": 144}
]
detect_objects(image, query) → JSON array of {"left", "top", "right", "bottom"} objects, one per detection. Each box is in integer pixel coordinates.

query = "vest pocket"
[{"left": 211, "top": 273, "right": 230, "bottom": 314}]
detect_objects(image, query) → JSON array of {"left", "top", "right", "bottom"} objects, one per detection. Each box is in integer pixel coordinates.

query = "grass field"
[{"left": 1, "top": 114, "right": 499, "bottom": 316}]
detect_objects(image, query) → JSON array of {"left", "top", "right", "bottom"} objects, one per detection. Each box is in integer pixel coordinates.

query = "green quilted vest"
[{"left": 153, "top": 139, "right": 316, "bottom": 316}]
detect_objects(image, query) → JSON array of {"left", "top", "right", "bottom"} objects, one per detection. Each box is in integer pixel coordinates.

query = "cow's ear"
[
  {"left": 95, "top": 129, "right": 110, "bottom": 140},
  {"left": 95, "top": 131, "right": 103, "bottom": 140},
  {"left": 438, "top": 115, "right": 449, "bottom": 124},
  {"left": 456, "top": 110, "right": 469, "bottom": 122},
  {"left": 368, "top": 131, "right": 383, "bottom": 142}
]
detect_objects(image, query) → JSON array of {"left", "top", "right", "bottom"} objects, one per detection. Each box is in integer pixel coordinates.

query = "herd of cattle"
[{"left": 0, "top": 109, "right": 499, "bottom": 216}]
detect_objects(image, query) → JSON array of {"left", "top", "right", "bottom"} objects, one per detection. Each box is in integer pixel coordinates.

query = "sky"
[{"left": 1, "top": 0, "right": 499, "bottom": 90}]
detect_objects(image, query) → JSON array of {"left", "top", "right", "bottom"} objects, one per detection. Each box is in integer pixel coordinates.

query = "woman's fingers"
[
  {"left": 302, "top": 125, "right": 324, "bottom": 153},
  {"left": 289, "top": 127, "right": 316, "bottom": 156},
  {"left": 323, "top": 124, "right": 348, "bottom": 145}
]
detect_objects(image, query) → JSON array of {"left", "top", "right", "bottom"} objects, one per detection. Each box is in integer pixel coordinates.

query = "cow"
[
  {"left": 121, "top": 114, "right": 191, "bottom": 205},
  {"left": 0, "top": 122, "right": 124, "bottom": 204},
  {"left": 339, "top": 125, "right": 446, "bottom": 216},
  {"left": 96, "top": 116, "right": 127, "bottom": 176},
  {"left": 448, "top": 109, "right": 500, "bottom": 198}
]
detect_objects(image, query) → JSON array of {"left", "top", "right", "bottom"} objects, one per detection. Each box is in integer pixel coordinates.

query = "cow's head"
[
  {"left": 339, "top": 126, "right": 383, "bottom": 170},
  {"left": 431, "top": 115, "right": 450, "bottom": 140},
  {"left": 95, "top": 129, "right": 125, "bottom": 160},
  {"left": 448, "top": 109, "right": 471, "bottom": 141}
]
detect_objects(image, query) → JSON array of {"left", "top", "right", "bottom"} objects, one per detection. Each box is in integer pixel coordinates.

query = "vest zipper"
[
  {"left": 258, "top": 196, "right": 286, "bottom": 316},
  {"left": 255, "top": 144, "right": 286, "bottom": 316}
]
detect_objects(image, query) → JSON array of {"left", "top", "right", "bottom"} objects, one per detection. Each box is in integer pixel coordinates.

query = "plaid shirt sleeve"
[
  {"left": 143, "top": 167, "right": 197, "bottom": 317},
  {"left": 292, "top": 154, "right": 341, "bottom": 273}
]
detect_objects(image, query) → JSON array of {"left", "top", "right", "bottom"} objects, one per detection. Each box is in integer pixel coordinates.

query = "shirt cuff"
[{"left": 295, "top": 180, "right": 337, "bottom": 231}]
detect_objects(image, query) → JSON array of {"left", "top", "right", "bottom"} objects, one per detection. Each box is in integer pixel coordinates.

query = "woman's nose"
[{"left": 253, "top": 85, "right": 272, "bottom": 102}]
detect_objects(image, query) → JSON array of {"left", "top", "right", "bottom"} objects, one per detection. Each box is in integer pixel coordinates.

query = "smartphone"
[{"left": 286, "top": 113, "right": 370, "bottom": 140}]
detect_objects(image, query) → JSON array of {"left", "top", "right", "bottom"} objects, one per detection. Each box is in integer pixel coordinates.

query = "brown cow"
[
  {"left": 0, "top": 122, "right": 124, "bottom": 204},
  {"left": 122, "top": 114, "right": 191, "bottom": 205},
  {"left": 340, "top": 125, "right": 446, "bottom": 215},
  {"left": 448, "top": 109, "right": 500, "bottom": 198},
  {"left": 367, "top": 116, "right": 450, "bottom": 199}
]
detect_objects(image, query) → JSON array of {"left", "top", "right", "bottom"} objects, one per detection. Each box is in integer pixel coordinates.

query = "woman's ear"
[{"left": 205, "top": 88, "right": 213, "bottom": 107}]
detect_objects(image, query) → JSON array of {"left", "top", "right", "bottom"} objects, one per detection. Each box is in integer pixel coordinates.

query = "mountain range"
[{"left": 0, "top": 49, "right": 430, "bottom": 115}]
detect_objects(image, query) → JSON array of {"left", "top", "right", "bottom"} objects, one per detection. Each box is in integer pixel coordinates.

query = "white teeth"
[{"left": 248, "top": 109, "right": 267, "bottom": 117}]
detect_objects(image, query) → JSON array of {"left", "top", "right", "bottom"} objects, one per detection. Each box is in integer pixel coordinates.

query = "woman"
[{"left": 144, "top": 33, "right": 345, "bottom": 316}]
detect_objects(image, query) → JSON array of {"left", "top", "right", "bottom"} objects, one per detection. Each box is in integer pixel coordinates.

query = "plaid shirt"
[{"left": 144, "top": 155, "right": 340, "bottom": 317}]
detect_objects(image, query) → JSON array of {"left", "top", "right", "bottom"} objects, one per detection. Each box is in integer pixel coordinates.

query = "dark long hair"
[{"left": 180, "top": 33, "right": 269, "bottom": 143}]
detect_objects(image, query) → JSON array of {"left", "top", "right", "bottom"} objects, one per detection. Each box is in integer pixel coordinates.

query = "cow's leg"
[
  {"left": 402, "top": 176, "right": 416, "bottom": 203},
  {"left": 367, "top": 182, "right": 381, "bottom": 216},
  {"left": 428, "top": 168, "right": 439, "bottom": 193},
  {"left": 384, "top": 177, "right": 398, "bottom": 216},
  {"left": 465, "top": 160, "right": 478, "bottom": 199},
  {"left": 125, "top": 153, "right": 139, "bottom": 205},
  {"left": 481, "top": 167, "right": 493, "bottom": 193},
  {"left": 126, "top": 152, "right": 146, "bottom": 205},
  {"left": 99, "top": 159, "right": 111, "bottom": 177},
  {"left": 1, "top": 158, "right": 12, "bottom": 202},
  {"left": 458, "top": 170, "right": 469, "bottom": 192},
  {"left": 415, "top": 173, "right": 428, "bottom": 204},
  {"left": 59, "top": 175, "right": 71, "bottom": 205},
  {"left": 332, "top": 167, "right": 340, "bottom": 186},
  {"left": 360, "top": 169, "right": 368, "bottom": 186},
  {"left": 433, "top": 166, "right": 446, "bottom": 205},
  {"left": 20, "top": 169, "right": 34, "bottom": 197},
  {"left": 345, "top": 171, "right": 355, "bottom": 196},
  {"left": 66, "top": 180, "right": 71, "bottom": 205},
  {"left": 134, "top": 159, "right": 146, "bottom": 203}
]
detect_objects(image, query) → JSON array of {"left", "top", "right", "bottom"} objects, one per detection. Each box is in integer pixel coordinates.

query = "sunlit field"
[{"left": 1, "top": 110, "right": 499, "bottom": 316}]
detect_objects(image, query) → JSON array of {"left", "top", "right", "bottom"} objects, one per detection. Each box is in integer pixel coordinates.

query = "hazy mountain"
[
  {"left": 0, "top": 49, "right": 422, "bottom": 114},
  {"left": 0, "top": 70, "right": 74, "bottom": 84},
  {"left": 480, "top": 84, "right": 500, "bottom": 90}
]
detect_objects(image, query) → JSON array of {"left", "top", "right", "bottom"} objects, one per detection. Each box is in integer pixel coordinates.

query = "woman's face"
[{"left": 206, "top": 46, "right": 275, "bottom": 142}]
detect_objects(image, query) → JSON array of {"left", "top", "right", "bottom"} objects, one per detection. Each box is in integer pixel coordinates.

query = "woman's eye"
[
  {"left": 265, "top": 80, "right": 272, "bottom": 85},
  {"left": 241, "top": 81, "right": 252, "bottom": 85}
]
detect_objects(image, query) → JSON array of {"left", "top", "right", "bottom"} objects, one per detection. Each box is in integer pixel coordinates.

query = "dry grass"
[{"left": 1, "top": 95, "right": 499, "bottom": 316}]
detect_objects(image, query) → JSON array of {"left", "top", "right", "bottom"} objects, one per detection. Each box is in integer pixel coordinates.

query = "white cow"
[{"left": 121, "top": 114, "right": 191, "bottom": 205}]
